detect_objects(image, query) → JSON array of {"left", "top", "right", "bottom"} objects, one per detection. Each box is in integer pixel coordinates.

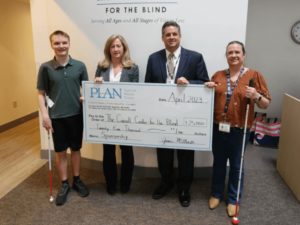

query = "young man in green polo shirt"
[{"left": 37, "top": 30, "right": 89, "bottom": 206}]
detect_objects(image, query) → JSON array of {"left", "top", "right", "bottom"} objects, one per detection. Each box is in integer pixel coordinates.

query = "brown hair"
[
  {"left": 226, "top": 41, "right": 246, "bottom": 55},
  {"left": 162, "top": 21, "right": 181, "bottom": 36},
  {"left": 49, "top": 30, "right": 70, "bottom": 44},
  {"left": 99, "top": 34, "right": 135, "bottom": 69}
]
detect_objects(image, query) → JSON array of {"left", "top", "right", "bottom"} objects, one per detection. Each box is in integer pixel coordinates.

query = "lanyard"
[
  {"left": 167, "top": 54, "right": 181, "bottom": 79},
  {"left": 223, "top": 67, "right": 244, "bottom": 114}
]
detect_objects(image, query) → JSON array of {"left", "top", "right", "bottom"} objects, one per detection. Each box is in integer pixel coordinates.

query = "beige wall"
[
  {"left": 0, "top": 0, "right": 37, "bottom": 126},
  {"left": 30, "top": 0, "right": 105, "bottom": 162}
]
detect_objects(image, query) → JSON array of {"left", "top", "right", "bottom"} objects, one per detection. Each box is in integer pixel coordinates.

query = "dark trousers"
[
  {"left": 212, "top": 123, "right": 250, "bottom": 205},
  {"left": 103, "top": 144, "right": 134, "bottom": 189},
  {"left": 157, "top": 148, "right": 194, "bottom": 192}
]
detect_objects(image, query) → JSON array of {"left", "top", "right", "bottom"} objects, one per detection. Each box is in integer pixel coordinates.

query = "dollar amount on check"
[{"left": 82, "top": 82, "right": 214, "bottom": 150}]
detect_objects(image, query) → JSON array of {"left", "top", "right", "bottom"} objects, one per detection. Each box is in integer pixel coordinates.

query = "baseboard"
[
  {"left": 41, "top": 149, "right": 222, "bottom": 178},
  {"left": 0, "top": 111, "right": 39, "bottom": 133}
]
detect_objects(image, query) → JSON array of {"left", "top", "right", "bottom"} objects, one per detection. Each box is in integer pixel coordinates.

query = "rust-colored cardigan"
[{"left": 211, "top": 69, "right": 271, "bottom": 128}]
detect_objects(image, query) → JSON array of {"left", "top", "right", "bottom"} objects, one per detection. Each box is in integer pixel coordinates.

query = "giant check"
[{"left": 82, "top": 82, "right": 214, "bottom": 150}]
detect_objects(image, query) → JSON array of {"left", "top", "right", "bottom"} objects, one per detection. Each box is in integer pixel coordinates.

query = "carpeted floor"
[{"left": 1, "top": 145, "right": 299, "bottom": 225}]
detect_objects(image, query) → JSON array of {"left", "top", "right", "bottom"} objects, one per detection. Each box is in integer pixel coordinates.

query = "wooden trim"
[{"left": 0, "top": 111, "right": 39, "bottom": 133}]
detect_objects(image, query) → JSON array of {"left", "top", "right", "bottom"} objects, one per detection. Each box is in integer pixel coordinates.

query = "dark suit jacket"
[
  {"left": 95, "top": 64, "right": 139, "bottom": 82},
  {"left": 144, "top": 47, "right": 209, "bottom": 84}
]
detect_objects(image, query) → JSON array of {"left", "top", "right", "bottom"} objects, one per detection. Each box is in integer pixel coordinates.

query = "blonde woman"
[{"left": 95, "top": 34, "right": 139, "bottom": 195}]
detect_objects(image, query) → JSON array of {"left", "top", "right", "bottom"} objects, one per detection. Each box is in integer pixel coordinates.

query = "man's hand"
[
  {"left": 79, "top": 96, "right": 85, "bottom": 102},
  {"left": 43, "top": 116, "right": 54, "bottom": 134},
  {"left": 204, "top": 82, "right": 218, "bottom": 88},
  {"left": 177, "top": 77, "right": 189, "bottom": 85},
  {"left": 94, "top": 77, "right": 104, "bottom": 83}
]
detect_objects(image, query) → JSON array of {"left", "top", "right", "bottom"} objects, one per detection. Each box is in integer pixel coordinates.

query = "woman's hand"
[
  {"left": 79, "top": 96, "right": 85, "bottom": 102},
  {"left": 245, "top": 86, "right": 270, "bottom": 109},
  {"left": 94, "top": 77, "right": 104, "bottom": 83},
  {"left": 204, "top": 82, "right": 217, "bottom": 88},
  {"left": 245, "top": 86, "right": 259, "bottom": 99}
]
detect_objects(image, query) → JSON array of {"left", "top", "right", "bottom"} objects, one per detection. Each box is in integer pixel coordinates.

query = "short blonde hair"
[
  {"left": 99, "top": 34, "right": 135, "bottom": 69},
  {"left": 49, "top": 30, "right": 70, "bottom": 44}
]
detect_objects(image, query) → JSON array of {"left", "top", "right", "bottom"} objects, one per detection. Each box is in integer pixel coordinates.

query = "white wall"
[
  {"left": 245, "top": 0, "right": 300, "bottom": 118},
  {"left": 31, "top": 0, "right": 249, "bottom": 170}
]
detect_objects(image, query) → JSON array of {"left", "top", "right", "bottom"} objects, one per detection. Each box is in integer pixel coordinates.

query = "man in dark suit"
[{"left": 145, "top": 21, "right": 209, "bottom": 207}]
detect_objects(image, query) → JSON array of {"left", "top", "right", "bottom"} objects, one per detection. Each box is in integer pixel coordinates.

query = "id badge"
[
  {"left": 219, "top": 121, "right": 231, "bottom": 133},
  {"left": 167, "top": 78, "right": 174, "bottom": 84},
  {"left": 46, "top": 97, "right": 54, "bottom": 108}
]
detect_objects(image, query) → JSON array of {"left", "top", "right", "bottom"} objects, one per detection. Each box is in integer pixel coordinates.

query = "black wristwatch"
[{"left": 254, "top": 93, "right": 262, "bottom": 102}]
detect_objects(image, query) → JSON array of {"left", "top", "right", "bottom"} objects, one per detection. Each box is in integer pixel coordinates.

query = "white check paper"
[{"left": 82, "top": 82, "right": 214, "bottom": 150}]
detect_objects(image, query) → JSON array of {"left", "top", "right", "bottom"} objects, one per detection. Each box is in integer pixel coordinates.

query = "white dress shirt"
[
  {"left": 109, "top": 64, "right": 122, "bottom": 82},
  {"left": 165, "top": 46, "right": 181, "bottom": 84}
]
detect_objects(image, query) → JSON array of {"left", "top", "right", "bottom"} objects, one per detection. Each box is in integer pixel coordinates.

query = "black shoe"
[
  {"left": 55, "top": 183, "right": 70, "bottom": 206},
  {"left": 120, "top": 186, "right": 130, "bottom": 194},
  {"left": 107, "top": 187, "right": 116, "bottom": 196},
  {"left": 179, "top": 190, "right": 190, "bottom": 207},
  {"left": 152, "top": 185, "right": 173, "bottom": 200},
  {"left": 72, "top": 179, "right": 89, "bottom": 197}
]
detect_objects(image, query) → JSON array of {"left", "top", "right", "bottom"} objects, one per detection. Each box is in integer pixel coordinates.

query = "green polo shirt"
[{"left": 37, "top": 56, "right": 89, "bottom": 119}]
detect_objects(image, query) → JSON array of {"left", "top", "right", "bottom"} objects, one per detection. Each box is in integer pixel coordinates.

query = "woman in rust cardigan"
[{"left": 205, "top": 41, "right": 271, "bottom": 217}]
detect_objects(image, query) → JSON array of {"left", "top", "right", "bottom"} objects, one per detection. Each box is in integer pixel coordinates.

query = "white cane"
[
  {"left": 46, "top": 96, "right": 54, "bottom": 203},
  {"left": 232, "top": 79, "right": 253, "bottom": 225}
]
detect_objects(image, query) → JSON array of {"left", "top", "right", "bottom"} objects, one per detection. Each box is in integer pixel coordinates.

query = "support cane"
[
  {"left": 46, "top": 96, "right": 54, "bottom": 203},
  {"left": 232, "top": 79, "right": 254, "bottom": 225}
]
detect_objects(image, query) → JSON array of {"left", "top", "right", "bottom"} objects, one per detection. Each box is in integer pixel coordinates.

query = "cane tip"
[{"left": 232, "top": 217, "right": 239, "bottom": 224}]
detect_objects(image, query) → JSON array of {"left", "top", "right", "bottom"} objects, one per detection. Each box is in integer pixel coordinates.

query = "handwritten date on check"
[{"left": 82, "top": 82, "right": 214, "bottom": 151}]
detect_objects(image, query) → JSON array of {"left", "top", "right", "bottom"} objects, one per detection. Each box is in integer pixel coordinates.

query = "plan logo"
[{"left": 90, "top": 87, "right": 122, "bottom": 99}]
